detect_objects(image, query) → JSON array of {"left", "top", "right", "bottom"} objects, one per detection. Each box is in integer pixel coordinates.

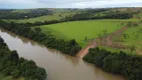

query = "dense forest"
[
  {"left": 0, "top": 36, "right": 47, "bottom": 80},
  {"left": 0, "top": 9, "right": 52, "bottom": 19},
  {"left": 0, "top": 20, "right": 82, "bottom": 56},
  {"left": 83, "top": 47, "right": 142, "bottom": 80},
  {"left": 63, "top": 10, "right": 133, "bottom": 21}
]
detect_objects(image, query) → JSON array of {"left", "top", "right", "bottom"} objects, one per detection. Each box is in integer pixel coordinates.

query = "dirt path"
[
  {"left": 77, "top": 26, "right": 129, "bottom": 58},
  {"left": 136, "top": 50, "right": 142, "bottom": 55},
  {"left": 76, "top": 41, "right": 97, "bottom": 58},
  {"left": 105, "top": 26, "right": 128, "bottom": 48}
]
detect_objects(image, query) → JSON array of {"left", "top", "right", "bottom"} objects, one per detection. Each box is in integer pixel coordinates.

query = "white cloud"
[
  {"left": 0, "top": 0, "right": 142, "bottom": 9},
  {"left": 71, "top": 0, "right": 142, "bottom": 8}
]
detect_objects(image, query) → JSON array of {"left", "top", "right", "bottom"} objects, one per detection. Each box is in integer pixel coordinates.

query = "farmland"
[
  {"left": 38, "top": 20, "right": 126, "bottom": 47},
  {"left": 3, "top": 9, "right": 78, "bottom": 23},
  {"left": 112, "top": 23, "right": 142, "bottom": 54},
  {"left": 5, "top": 12, "right": 75, "bottom": 23}
]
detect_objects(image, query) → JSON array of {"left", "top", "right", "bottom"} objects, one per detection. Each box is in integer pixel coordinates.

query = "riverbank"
[
  {"left": 84, "top": 47, "right": 142, "bottom": 80},
  {"left": 0, "top": 20, "right": 82, "bottom": 56},
  {"left": 0, "top": 29, "right": 125, "bottom": 80},
  {"left": 0, "top": 35, "right": 47, "bottom": 80}
]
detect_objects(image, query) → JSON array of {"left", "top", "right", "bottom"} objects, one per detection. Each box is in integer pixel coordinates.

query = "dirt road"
[
  {"left": 76, "top": 41, "right": 97, "bottom": 58},
  {"left": 77, "top": 26, "right": 128, "bottom": 58}
]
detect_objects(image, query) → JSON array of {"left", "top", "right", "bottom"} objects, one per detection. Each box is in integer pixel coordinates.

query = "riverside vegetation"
[
  {"left": 84, "top": 47, "right": 142, "bottom": 80},
  {"left": 0, "top": 36, "right": 47, "bottom": 80},
  {"left": 0, "top": 20, "right": 82, "bottom": 56}
]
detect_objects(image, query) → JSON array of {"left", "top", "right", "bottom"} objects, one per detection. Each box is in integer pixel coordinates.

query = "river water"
[{"left": 0, "top": 29, "right": 125, "bottom": 80}]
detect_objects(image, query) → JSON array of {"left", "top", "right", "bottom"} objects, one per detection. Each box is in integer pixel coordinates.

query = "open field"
[
  {"left": 4, "top": 16, "right": 139, "bottom": 23},
  {"left": 3, "top": 12, "right": 75, "bottom": 23},
  {"left": 112, "top": 23, "right": 142, "bottom": 53},
  {"left": 37, "top": 20, "right": 128, "bottom": 47},
  {"left": 6, "top": 14, "right": 61, "bottom": 23},
  {"left": 3, "top": 9, "right": 77, "bottom": 23}
]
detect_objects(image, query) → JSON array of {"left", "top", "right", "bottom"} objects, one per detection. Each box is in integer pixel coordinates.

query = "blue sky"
[{"left": 0, "top": 0, "right": 142, "bottom": 9}]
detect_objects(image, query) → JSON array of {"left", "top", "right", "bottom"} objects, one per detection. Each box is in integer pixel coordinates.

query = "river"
[{"left": 0, "top": 29, "right": 125, "bottom": 80}]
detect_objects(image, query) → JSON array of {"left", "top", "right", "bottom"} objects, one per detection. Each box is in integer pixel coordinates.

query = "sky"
[{"left": 0, "top": 0, "right": 142, "bottom": 9}]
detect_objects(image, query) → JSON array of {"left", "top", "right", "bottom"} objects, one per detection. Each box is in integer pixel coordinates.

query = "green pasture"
[
  {"left": 38, "top": 20, "right": 126, "bottom": 47},
  {"left": 13, "top": 14, "right": 61, "bottom": 23},
  {"left": 117, "top": 24, "right": 142, "bottom": 50},
  {"left": 4, "top": 12, "right": 75, "bottom": 23}
]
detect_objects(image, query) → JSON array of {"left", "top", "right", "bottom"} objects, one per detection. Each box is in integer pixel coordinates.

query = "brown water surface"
[{"left": 0, "top": 29, "right": 125, "bottom": 80}]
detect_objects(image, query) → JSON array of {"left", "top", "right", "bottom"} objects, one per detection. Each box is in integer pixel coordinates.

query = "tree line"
[
  {"left": 0, "top": 20, "right": 82, "bottom": 56},
  {"left": 14, "top": 13, "right": 133, "bottom": 27},
  {"left": 30, "top": 9, "right": 133, "bottom": 26},
  {"left": 0, "top": 9, "right": 52, "bottom": 19},
  {"left": 63, "top": 12, "right": 133, "bottom": 21},
  {"left": 83, "top": 47, "right": 142, "bottom": 80},
  {"left": 0, "top": 36, "right": 47, "bottom": 80},
  {"left": 1, "top": 8, "right": 134, "bottom": 27}
]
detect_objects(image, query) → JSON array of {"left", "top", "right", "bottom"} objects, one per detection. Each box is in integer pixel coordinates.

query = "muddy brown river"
[{"left": 0, "top": 29, "right": 125, "bottom": 80}]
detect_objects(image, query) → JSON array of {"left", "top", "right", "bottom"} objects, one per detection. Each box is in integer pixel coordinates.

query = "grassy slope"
[
  {"left": 111, "top": 10, "right": 142, "bottom": 54},
  {"left": 117, "top": 24, "right": 142, "bottom": 50},
  {"left": 10, "top": 14, "right": 61, "bottom": 23},
  {"left": 11, "top": 9, "right": 31, "bottom": 13},
  {"left": 4, "top": 10, "right": 77, "bottom": 23},
  {"left": 38, "top": 20, "right": 128, "bottom": 47},
  {"left": 4, "top": 13, "right": 74, "bottom": 23}
]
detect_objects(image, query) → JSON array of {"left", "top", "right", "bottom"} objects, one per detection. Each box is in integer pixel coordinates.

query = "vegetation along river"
[{"left": 0, "top": 29, "right": 125, "bottom": 80}]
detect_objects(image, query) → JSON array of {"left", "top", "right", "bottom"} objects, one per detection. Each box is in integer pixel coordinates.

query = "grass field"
[
  {"left": 0, "top": 73, "right": 24, "bottom": 80},
  {"left": 37, "top": 20, "right": 128, "bottom": 47},
  {"left": 4, "top": 10, "right": 76, "bottom": 23},
  {"left": 114, "top": 23, "right": 142, "bottom": 51},
  {"left": 9, "top": 14, "right": 61, "bottom": 23}
]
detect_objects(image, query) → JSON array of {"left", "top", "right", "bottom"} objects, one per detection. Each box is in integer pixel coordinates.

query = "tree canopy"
[
  {"left": 0, "top": 36, "right": 47, "bottom": 80},
  {"left": 84, "top": 47, "right": 142, "bottom": 80}
]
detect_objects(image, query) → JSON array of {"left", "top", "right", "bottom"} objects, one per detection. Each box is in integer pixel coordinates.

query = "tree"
[
  {"left": 84, "top": 47, "right": 142, "bottom": 80},
  {"left": 84, "top": 36, "right": 88, "bottom": 41},
  {"left": 123, "top": 33, "right": 129, "bottom": 39},
  {"left": 98, "top": 33, "right": 103, "bottom": 45},
  {"left": 11, "top": 70, "right": 21, "bottom": 78},
  {"left": 133, "top": 23, "right": 139, "bottom": 27},
  {"left": 10, "top": 50, "right": 19, "bottom": 61},
  {"left": 129, "top": 45, "right": 137, "bottom": 52},
  {"left": 135, "top": 34, "right": 139, "bottom": 39},
  {"left": 0, "top": 36, "right": 4, "bottom": 44},
  {"left": 103, "top": 29, "right": 108, "bottom": 46},
  {"left": 34, "top": 27, "right": 41, "bottom": 32},
  {"left": 127, "top": 21, "right": 132, "bottom": 27}
]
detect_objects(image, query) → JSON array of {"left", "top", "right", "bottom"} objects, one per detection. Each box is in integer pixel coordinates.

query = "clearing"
[
  {"left": 112, "top": 23, "right": 142, "bottom": 54},
  {"left": 38, "top": 20, "right": 127, "bottom": 47}
]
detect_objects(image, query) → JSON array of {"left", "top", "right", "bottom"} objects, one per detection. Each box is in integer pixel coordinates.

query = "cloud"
[
  {"left": 71, "top": 0, "right": 142, "bottom": 8},
  {"left": 0, "top": 0, "right": 142, "bottom": 9}
]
